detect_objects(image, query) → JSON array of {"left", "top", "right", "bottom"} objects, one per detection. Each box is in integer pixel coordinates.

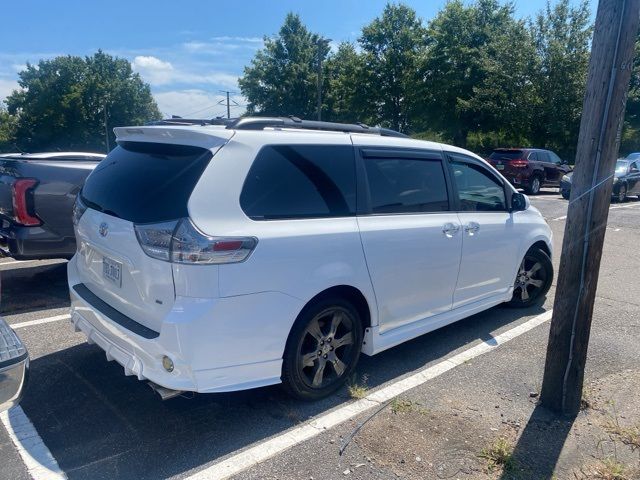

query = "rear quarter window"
[
  {"left": 240, "top": 145, "right": 356, "bottom": 220},
  {"left": 81, "top": 142, "right": 213, "bottom": 223}
]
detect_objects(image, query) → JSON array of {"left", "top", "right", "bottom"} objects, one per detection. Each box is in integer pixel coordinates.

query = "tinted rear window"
[
  {"left": 81, "top": 142, "right": 212, "bottom": 223},
  {"left": 240, "top": 145, "right": 356, "bottom": 220},
  {"left": 489, "top": 150, "right": 525, "bottom": 160}
]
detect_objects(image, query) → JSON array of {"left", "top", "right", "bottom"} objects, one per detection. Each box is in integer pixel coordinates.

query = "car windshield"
[
  {"left": 625, "top": 152, "right": 640, "bottom": 161},
  {"left": 615, "top": 160, "right": 629, "bottom": 175}
]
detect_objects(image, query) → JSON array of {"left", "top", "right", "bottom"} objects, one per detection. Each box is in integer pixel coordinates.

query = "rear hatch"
[
  {"left": 488, "top": 149, "right": 528, "bottom": 176},
  {"left": 74, "top": 139, "right": 220, "bottom": 332}
]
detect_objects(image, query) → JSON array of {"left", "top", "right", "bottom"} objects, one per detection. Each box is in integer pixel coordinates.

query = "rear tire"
[
  {"left": 526, "top": 175, "right": 542, "bottom": 195},
  {"left": 561, "top": 190, "right": 570, "bottom": 200},
  {"left": 281, "top": 297, "right": 363, "bottom": 400},
  {"left": 506, "top": 248, "right": 553, "bottom": 308}
]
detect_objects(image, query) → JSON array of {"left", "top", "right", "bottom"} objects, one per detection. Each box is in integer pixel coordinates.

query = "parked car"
[
  {"left": 624, "top": 152, "right": 640, "bottom": 161},
  {"left": 560, "top": 159, "right": 640, "bottom": 201},
  {"left": 68, "top": 117, "right": 553, "bottom": 400},
  {"left": 0, "top": 152, "right": 105, "bottom": 259},
  {"left": 487, "top": 148, "right": 572, "bottom": 195},
  {"left": 0, "top": 317, "right": 29, "bottom": 412}
]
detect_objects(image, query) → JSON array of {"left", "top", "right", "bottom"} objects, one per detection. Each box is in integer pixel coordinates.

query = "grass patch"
[
  {"left": 389, "top": 398, "right": 430, "bottom": 415},
  {"left": 479, "top": 436, "right": 516, "bottom": 473},
  {"left": 591, "top": 457, "right": 636, "bottom": 480},
  {"left": 581, "top": 385, "right": 594, "bottom": 410},
  {"left": 604, "top": 421, "right": 640, "bottom": 451},
  {"left": 348, "top": 374, "right": 369, "bottom": 399}
]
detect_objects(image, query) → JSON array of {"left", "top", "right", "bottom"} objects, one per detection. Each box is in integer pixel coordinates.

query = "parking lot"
[{"left": 1, "top": 191, "right": 639, "bottom": 480}]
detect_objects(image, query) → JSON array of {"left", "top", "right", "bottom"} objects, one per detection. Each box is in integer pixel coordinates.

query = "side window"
[
  {"left": 240, "top": 145, "right": 356, "bottom": 220},
  {"left": 528, "top": 152, "right": 538, "bottom": 161},
  {"left": 550, "top": 152, "right": 563, "bottom": 165},
  {"left": 449, "top": 155, "right": 507, "bottom": 212},
  {"left": 363, "top": 156, "right": 449, "bottom": 214},
  {"left": 539, "top": 151, "right": 551, "bottom": 163},
  {"left": 630, "top": 162, "right": 638, "bottom": 172}
]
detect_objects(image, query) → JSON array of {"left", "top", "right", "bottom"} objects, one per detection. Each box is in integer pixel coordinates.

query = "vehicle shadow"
[
  {"left": 0, "top": 263, "right": 70, "bottom": 315},
  {"left": 499, "top": 405, "right": 576, "bottom": 480},
  {"left": 14, "top": 301, "right": 548, "bottom": 480}
]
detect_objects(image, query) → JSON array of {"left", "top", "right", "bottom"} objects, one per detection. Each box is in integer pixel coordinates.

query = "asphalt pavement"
[{"left": 0, "top": 190, "right": 638, "bottom": 480}]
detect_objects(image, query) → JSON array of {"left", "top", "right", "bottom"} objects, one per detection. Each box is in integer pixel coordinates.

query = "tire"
[
  {"left": 561, "top": 189, "right": 570, "bottom": 200},
  {"left": 526, "top": 175, "right": 542, "bottom": 195},
  {"left": 506, "top": 248, "right": 553, "bottom": 308},
  {"left": 281, "top": 297, "right": 363, "bottom": 400},
  {"left": 614, "top": 184, "right": 627, "bottom": 203}
]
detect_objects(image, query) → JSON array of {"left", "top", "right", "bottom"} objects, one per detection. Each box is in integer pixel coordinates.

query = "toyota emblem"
[{"left": 99, "top": 222, "right": 109, "bottom": 237}]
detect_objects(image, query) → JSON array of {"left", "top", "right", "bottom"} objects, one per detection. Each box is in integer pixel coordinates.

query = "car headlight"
[
  {"left": 613, "top": 177, "right": 619, "bottom": 183},
  {"left": 562, "top": 175, "right": 570, "bottom": 183}
]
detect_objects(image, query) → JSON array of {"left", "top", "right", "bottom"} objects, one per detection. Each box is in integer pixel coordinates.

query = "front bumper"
[
  {"left": 67, "top": 256, "right": 304, "bottom": 394},
  {"left": 0, "top": 318, "right": 29, "bottom": 412}
]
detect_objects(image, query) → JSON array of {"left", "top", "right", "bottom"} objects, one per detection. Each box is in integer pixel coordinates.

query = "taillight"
[
  {"left": 12, "top": 178, "right": 41, "bottom": 226},
  {"left": 134, "top": 218, "right": 257, "bottom": 265},
  {"left": 509, "top": 159, "right": 529, "bottom": 168},
  {"left": 72, "top": 195, "right": 88, "bottom": 226}
]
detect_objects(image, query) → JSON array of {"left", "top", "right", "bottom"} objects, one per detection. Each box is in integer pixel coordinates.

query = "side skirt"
[{"left": 361, "top": 291, "right": 512, "bottom": 356}]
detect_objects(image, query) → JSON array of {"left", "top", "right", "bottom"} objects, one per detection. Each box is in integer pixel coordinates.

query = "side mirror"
[
  {"left": 511, "top": 192, "right": 527, "bottom": 212},
  {"left": 562, "top": 160, "right": 569, "bottom": 165}
]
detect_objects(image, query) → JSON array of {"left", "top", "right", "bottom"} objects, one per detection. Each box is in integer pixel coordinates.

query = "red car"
[{"left": 487, "top": 148, "right": 572, "bottom": 195}]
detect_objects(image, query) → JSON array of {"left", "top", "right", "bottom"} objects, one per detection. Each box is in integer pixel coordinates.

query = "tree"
[
  {"left": 239, "top": 13, "right": 330, "bottom": 119},
  {"left": 358, "top": 3, "right": 427, "bottom": 133},
  {"left": 324, "top": 42, "right": 369, "bottom": 124},
  {"left": 530, "top": 0, "right": 592, "bottom": 159},
  {"left": 0, "top": 107, "right": 18, "bottom": 153},
  {"left": 421, "top": 0, "right": 536, "bottom": 147},
  {"left": 6, "top": 51, "right": 160, "bottom": 153},
  {"left": 621, "top": 31, "right": 640, "bottom": 154}
]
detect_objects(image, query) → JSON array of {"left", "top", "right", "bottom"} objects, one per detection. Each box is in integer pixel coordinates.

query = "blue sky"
[{"left": 0, "top": 0, "right": 597, "bottom": 118}]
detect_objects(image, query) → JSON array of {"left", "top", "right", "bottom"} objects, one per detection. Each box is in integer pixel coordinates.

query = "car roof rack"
[
  {"left": 227, "top": 116, "right": 408, "bottom": 138},
  {"left": 147, "top": 116, "right": 234, "bottom": 127}
]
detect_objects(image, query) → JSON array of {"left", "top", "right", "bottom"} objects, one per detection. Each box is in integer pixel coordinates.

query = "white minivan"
[{"left": 68, "top": 117, "right": 553, "bottom": 400}]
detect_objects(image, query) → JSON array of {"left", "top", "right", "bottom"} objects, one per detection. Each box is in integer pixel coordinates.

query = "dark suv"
[{"left": 487, "top": 148, "right": 571, "bottom": 195}]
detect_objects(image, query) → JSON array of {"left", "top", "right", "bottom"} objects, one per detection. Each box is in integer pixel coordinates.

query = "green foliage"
[
  {"left": 621, "top": 32, "right": 640, "bottom": 155},
  {"left": 5, "top": 51, "right": 160, "bottom": 153},
  {"left": 357, "top": 3, "right": 427, "bottom": 133},
  {"left": 324, "top": 42, "right": 368, "bottom": 123},
  {"left": 529, "top": 0, "right": 592, "bottom": 159},
  {"left": 239, "top": 13, "right": 330, "bottom": 118},
  {"left": 0, "top": 107, "right": 18, "bottom": 153},
  {"left": 421, "top": 0, "right": 537, "bottom": 147}
]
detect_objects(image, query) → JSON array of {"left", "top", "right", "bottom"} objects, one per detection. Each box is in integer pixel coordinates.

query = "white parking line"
[
  {"left": 11, "top": 314, "right": 71, "bottom": 330},
  {"left": 553, "top": 202, "right": 640, "bottom": 221},
  {"left": 186, "top": 309, "right": 554, "bottom": 480},
  {"left": 0, "top": 406, "right": 66, "bottom": 480},
  {"left": 0, "top": 259, "right": 67, "bottom": 270}
]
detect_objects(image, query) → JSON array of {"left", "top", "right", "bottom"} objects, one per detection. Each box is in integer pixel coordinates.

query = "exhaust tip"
[{"left": 147, "top": 381, "right": 184, "bottom": 400}]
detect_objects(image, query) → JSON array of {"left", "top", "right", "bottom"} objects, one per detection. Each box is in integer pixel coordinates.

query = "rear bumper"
[
  {"left": 0, "top": 222, "right": 76, "bottom": 260},
  {"left": 67, "top": 256, "right": 304, "bottom": 394}
]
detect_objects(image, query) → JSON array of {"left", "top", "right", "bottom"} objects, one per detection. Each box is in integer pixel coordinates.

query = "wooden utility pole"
[{"left": 540, "top": 0, "right": 640, "bottom": 415}]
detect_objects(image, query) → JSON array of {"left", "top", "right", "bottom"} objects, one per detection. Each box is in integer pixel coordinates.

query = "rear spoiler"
[{"left": 113, "top": 126, "right": 234, "bottom": 150}]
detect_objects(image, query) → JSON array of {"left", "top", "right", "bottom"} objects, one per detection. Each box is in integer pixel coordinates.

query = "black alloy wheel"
[
  {"left": 282, "top": 297, "right": 363, "bottom": 400},
  {"left": 506, "top": 248, "right": 553, "bottom": 308}
]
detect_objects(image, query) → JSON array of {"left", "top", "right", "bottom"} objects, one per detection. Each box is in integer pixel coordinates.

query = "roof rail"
[
  {"left": 147, "top": 116, "right": 234, "bottom": 127},
  {"left": 227, "top": 116, "right": 407, "bottom": 138}
]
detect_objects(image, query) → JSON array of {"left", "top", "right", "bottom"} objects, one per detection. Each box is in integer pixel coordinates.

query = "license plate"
[
  {"left": 496, "top": 164, "right": 505, "bottom": 170},
  {"left": 102, "top": 257, "right": 122, "bottom": 287}
]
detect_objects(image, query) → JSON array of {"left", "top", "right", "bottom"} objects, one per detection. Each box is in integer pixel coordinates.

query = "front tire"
[
  {"left": 506, "top": 248, "right": 553, "bottom": 308},
  {"left": 614, "top": 184, "right": 627, "bottom": 202},
  {"left": 282, "top": 297, "right": 363, "bottom": 400}
]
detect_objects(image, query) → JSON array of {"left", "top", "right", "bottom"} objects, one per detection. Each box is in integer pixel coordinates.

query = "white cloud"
[
  {"left": 131, "top": 55, "right": 239, "bottom": 89},
  {"left": 153, "top": 89, "right": 246, "bottom": 118},
  {"left": 0, "top": 78, "right": 19, "bottom": 102}
]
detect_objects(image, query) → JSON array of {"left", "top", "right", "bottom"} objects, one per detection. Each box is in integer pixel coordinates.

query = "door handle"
[
  {"left": 464, "top": 222, "right": 480, "bottom": 235},
  {"left": 442, "top": 223, "right": 460, "bottom": 237}
]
